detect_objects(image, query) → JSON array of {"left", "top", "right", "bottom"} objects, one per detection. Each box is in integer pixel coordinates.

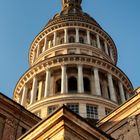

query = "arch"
[
  {"left": 68, "top": 76, "right": 77, "bottom": 92},
  {"left": 60, "top": 38, "right": 64, "bottom": 44},
  {"left": 55, "top": 79, "right": 61, "bottom": 94},
  {"left": 84, "top": 77, "right": 91, "bottom": 92},
  {"left": 79, "top": 36, "right": 84, "bottom": 43},
  {"left": 69, "top": 36, "right": 75, "bottom": 43}
]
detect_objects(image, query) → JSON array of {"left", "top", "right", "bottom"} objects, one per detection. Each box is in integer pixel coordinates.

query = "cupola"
[{"left": 61, "top": 0, "right": 82, "bottom": 11}]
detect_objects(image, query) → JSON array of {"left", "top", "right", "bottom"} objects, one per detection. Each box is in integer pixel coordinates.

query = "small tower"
[{"left": 13, "top": 0, "right": 133, "bottom": 121}]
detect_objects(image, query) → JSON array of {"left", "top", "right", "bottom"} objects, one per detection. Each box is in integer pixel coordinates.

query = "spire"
[{"left": 61, "top": 0, "right": 82, "bottom": 12}]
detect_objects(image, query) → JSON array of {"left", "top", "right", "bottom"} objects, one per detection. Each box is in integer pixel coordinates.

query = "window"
[
  {"left": 68, "top": 76, "right": 77, "bottom": 92},
  {"left": 69, "top": 36, "right": 75, "bottom": 43},
  {"left": 60, "top": 38, "right": 64, "bottom": 44},
  {"left": 91, "top": 40, "right": 97, "bottom": 47},
  {"left": 67, "top": 104, "right": 79, "bottom": 114},
  {"left": 86, "top": 105, "right": 98, "bottom": 120},
  {"left": 48, "top": 105, "right": 58, "bottom": 115},
  {"left": 84, "top": 77, "right": 91, "bottom": 92},
  {"left": 55, "top": 79, "right": 61, "bottom": 93},
  {"left": 105, "top": 108, "right": 112, "bottom": 115},
  {"left": 79, "top": 37, "right": 84, "bottom": 43},
  {"left": 0, "top": 116, "right": 5, "bottom": 139}
]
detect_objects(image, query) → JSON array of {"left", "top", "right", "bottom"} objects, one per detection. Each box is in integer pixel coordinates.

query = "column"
[
  {"left": 64, "top": 28, "right": 68, "bottom": 43},
  {"left": 78, "top": 65, "right": 84, "bottom": 93},
  {"left": 53, "top": 31, "right": 57, "bottom": 46},
  {"left": 61, "top": 65, "right": 67, "bottom": 94},
  {"left": 110, "top": 48, "right": 114, "bottom": 62},
  {"left": 76, "top": 28, "right": 79, "bottom": 43},
  {"left": 98, "top": 106, "right": 106, "bottom": 120},
  {"left": 38, "top": 81, "right": 43, "bottom": 101},
  {"left": 107, "top": 73, "right": 117, "bottom": 102},
  {"left": 41, "top": 107, "right": 48, "bottom": 119},
  {"left": 94, "top": 68, "right": 101, "bottom": 96},
  {"left": 30, "top": 76, "right": 38, "bottom": 104},
  {"left": 96, "top": 34, "right": 101, "bottom": 49},
  {"left": 44, "top": 69, "right": 51, "bottom": 97},
  {"left": 32, "top": 51, "right": 36, "bottom": 63},
  {"left": 91, "top": 72, "right": 95, "bottom": 95},
  {"left": 43, "top": 37, "right": 47, "bottom": 51},
  {"left": 36, "top": 44, "right": 40, "bottom": 57},
  {"left": 21, "top": 85, "right": 28, "bottom": 106},
  {"left": 118, "top": 81, "right": 126, "bottom": 103},
  {"left": 79, "top": 103, "right": 86, "bottom": 118},
  {"left": 87, "top": 30, "right": 91, "bottom": 45},
  {"left": 104, "top": 41, "right": 109, "bottom": 55}
]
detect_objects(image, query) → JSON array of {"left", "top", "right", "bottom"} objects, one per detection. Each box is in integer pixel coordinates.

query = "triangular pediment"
[{"left": 19, "top": 105, "right": 114, "bottom": 140}]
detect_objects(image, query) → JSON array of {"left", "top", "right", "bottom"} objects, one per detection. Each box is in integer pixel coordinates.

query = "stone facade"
[
  {"left": 1, "top": 0, "right": 140, "bottom": 140},
  {"left": 18, "top": 105, "right": 115, "bottom": 140},
  {"left": 97, "top": 88, "right": 140, "bottom": 140},
  {"left": 13, "top": 0, "right": 133, "bottom": 123},
  {"left": 0, "top": 92, "right": 41, "bottom": 140}
]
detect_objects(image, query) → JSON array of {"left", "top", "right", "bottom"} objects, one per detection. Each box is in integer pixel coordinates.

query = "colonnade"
[
  {"left": 20, "top": 65, "right": 126, "bottom": 106},
  {"left": 33, "top": 28, "right": 114, "bottom": 62}
]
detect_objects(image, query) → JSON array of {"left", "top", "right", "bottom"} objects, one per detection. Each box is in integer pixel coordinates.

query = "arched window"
[
  {"left": 84, "top": 77, "right": 91, "bottom": 92},
  {"left": 60, "top": 38, "right": 64, "bottom": 44},
  {"left": 79, "top": 37, "right": 84, "bottom": 43},
  {"left": 55, "top": 79, "right": 61, "bottom": 94},
  {"left": 68, "top": 76, "right": 77, "bottom": 92},
  {"left": 69, "top": 36, "right": 75, "bottom": 43}
]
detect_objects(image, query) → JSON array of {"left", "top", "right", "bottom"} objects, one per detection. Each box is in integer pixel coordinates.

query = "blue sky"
[{"left": 0, "top": 0, "right": 140, "bottom": 98}]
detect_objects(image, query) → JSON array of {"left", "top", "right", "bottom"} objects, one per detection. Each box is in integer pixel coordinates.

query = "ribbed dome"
[{"left": 44, "top": 0, "right": 101, "bottom": 29}]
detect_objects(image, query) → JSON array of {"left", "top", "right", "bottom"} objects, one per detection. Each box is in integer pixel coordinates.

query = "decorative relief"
[
  {"left": 6, "top": 118, "right": 17, "bottom": 129},
  {"left": 118, "top": 134, "right": 124, "bottom": 140},
  {"left": 127, "top": 116, "right": 136, "bottom": 127}
]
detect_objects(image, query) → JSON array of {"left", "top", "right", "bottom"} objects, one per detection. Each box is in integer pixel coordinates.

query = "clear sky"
[{"left": 0, "top": 0, "right": 140, "bottom": 98}]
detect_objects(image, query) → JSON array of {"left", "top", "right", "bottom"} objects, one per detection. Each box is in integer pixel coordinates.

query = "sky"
[{"left": 0, "top": 0, "right": 140, "bottom": 98}]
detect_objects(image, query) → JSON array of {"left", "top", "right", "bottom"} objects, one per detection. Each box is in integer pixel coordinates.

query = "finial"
[{"left": 61, "top": 0, "right": 82, "bottom": 11}]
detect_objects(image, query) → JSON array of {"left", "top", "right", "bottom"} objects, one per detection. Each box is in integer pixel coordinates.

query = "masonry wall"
[
  {"left": 109, "top": 113, "right": 140, "bottom": 140},
  {"left": 0, "top": 93, "right": 41, "bottom": 140}
]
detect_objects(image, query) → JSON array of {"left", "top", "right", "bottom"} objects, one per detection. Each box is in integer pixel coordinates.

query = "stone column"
[
  {"left": 107, "top": 73, "right": 117, "bottom": 102},
  {"left": 53, "top": 31, "right": 57, "bottom": 46},
  {"left": 43, "top": 37, "right": 47, "bottom": 51},
  {"left": 61, "top": 65, "right": 67, "bottom": 94},
  {"left": 64, "top": 28, "right": 68, "bottom": 43},
  {"left": 87, "top": 30, "right": 91, "bottom": 45},
  {"left": 21, "top": 85, "right": 28, "bottom": 106},
  {"left": 94, "top": 68, "right": 101, "bottom": 96},
  {"left": 118, "top": 81, "right": 126, "bottom": 103},
  {"left": 79, "top": 103, "right": 86, "bottom": 118},
  {"left": 78, "top": 65, "right": 84, "bottom": 93},
  {"left": 38, "top": 81, "right": 43, "bottom": 101},
  {"left": 30, "top": 76, "right": 38, "bottom": 104},
  {"left": 44, "top": 69, "right": 51, "bottom": 98},
  {"left": 104, "top": 41, "right": 109, "bottom": 55},
  {"left": 41, "top": 108, "right": 48, "bottom": 119},
  {"left": 76, "top": 28, "right": 79, "bottom": 43},
  {"left": 36, "top": 44, "right": 40, "bottom": 57},
  {"left": 32, "top": 51, "right": 36, "bottom": 63},
  {"left": 98, "top": 106, "right": 106, "bottom": 120},
  {"left": 91, "top": 73, "right": 95, "bottom": 95},
  {"left": 110, "top": 48, "right": 114, "bottom": 62},
  {"left": 96, "top": 34, "right": 101, "bottom": 49}
]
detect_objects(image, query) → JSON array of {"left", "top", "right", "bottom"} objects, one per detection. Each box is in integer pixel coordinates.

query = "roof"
[{"left": 19, "top": 105, "right": 115, "bottom": 140}]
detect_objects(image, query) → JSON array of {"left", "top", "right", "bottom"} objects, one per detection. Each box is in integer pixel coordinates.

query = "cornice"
[
  {"left": 32, "top": 43, "right": 114, "bottom": 66},
  {"left": 29, "top": 22, "right": 117, "bottom": 66},
  {"left": 97, "top": 91, "right": 140, "bottom": 131},
  {"left": 13, "top": 55, "right": 133, "bottom": 98},
  {"left": 26, "top": 94, "right": 118, "bottom": 111}
]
